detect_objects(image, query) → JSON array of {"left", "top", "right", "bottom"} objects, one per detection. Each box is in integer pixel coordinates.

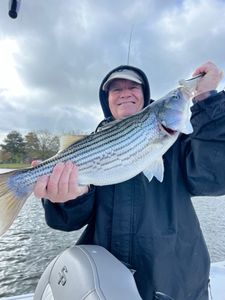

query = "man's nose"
[{"left": 120, "top": 88, "right": 132, "bottom": 97}]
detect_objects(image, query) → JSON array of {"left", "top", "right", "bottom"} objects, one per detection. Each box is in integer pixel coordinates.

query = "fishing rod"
[
  {"left": 8, "top": 0, "right": 21, "bottom": 19},
  {"left": 127, "top": 25, "right": 134, "bottom": 65}
]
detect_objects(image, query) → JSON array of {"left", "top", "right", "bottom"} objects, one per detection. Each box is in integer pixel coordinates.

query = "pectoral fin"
[
  {"left": 143, "top": 157, "right": 164, "bottom": 182},
  {"left": 181, "top": 120, "right": 193, "bottom": 135}
]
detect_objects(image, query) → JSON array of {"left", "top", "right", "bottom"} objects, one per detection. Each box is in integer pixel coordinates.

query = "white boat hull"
[
  {"left": 209, "top": 260, "right": 225, "bottom": 299},
  {"left": 3, "top": 261, "right": 225, "bottom": 300}
]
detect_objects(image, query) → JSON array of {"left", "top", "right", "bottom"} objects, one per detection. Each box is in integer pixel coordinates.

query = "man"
[{"left": 34, "top": 61, "right": 225, "bottom": 299}]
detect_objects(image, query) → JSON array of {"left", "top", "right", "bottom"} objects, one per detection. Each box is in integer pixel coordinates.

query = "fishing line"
[{"left": 127, "top": 24, "right": 134, "bottom": 65}]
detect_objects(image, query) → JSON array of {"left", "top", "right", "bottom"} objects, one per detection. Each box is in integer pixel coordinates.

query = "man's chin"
[{"left": 118, "top": 109, "right": 138, "bottom": 119}]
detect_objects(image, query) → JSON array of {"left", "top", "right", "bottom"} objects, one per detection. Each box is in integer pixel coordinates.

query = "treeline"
[{"left": 0, "top": 130, "right": 59, "bottom": 164}]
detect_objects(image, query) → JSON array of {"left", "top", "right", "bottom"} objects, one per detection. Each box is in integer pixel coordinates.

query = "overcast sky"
[{"left": 0, "top": 0, "right": 225, "bottom": 142}]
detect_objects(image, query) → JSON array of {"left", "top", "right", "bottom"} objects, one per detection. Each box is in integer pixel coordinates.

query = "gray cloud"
[{"left": 0, "top": 0, "right": 224, "bottom": 142}]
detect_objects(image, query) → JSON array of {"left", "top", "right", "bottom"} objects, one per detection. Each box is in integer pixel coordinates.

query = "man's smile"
[{"left": 118, "top": 100, "right": 136, "bottom": 105}]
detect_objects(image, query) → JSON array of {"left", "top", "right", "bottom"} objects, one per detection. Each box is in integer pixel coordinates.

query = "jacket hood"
[{"left": 99, "top": 65, "right": 151, "bottom": 118}]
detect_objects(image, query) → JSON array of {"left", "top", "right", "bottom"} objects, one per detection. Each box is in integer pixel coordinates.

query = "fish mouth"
[{"left": 160, "top": 124, "right": 177, "bottom": 136}]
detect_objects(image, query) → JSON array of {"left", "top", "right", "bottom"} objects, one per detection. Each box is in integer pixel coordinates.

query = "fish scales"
[
  {"left": 78, "top": 115, "right": 165, "bottom": 184},
  {"left": 76, "top": 111, "right": 156, "bottom": 174},
  {"left": 6, "top": 111, "right": 150, "bottom": 190},
  {"left": 10, "top": 106, "right": 157, "bottom": 190},
  {"left": 80, "top": 127, "right": 145, "bottom": 167},
  {"left": 57, "top": 112, "right": 150, "bottom": 172},
  {"left": 0, "top": 75, "right": 202, "bottom": 236}
]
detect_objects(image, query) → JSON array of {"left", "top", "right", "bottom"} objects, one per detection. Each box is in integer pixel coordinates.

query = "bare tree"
[
  {"left": 36, "top": 130, "right": 59, "bottom": 160},
  {"left": 24, "top": 132, "right": 41, "bottom": 163}
]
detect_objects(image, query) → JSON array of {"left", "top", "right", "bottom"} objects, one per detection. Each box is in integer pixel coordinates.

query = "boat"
[
  {"left": 2, "top": 295, "right": 33, "bottom": 300},
  {"left": 209, "top": 260, "right": 225, "bottom": 299},
  {"left": 2, "top": 245, "right": 225, "bottom": 300}
]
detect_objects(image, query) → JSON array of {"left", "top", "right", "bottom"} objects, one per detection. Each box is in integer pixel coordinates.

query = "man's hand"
[
  {"left": 33, "top": 161, "right": 89, "bottom": 203},
  {"left": 193, "top": 61, "right": 223, "bottom": 97}
]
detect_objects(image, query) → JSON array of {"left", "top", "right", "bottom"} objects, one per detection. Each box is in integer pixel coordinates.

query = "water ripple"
[
  {"left": 0, "top": 188, "right": 225, "bottom": 297},
  {"left": 0, "top": 196, "right": 81, "bottom": 298}
]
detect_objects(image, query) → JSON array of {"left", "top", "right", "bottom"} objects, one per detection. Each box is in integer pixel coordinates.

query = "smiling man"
[
  {"left": 99, "top": 66, "right": 151, "bottom": 122},
  {"left": 37, "top": 62, "right": 225, "bottom": 300},
  {"left": 102, "top": 69, "right": 145, "bottom": 119}
]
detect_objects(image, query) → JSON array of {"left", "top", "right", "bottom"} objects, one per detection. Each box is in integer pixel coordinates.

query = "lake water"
[{"left": 0, "top": 170, "right": 225, "bottom": 298}]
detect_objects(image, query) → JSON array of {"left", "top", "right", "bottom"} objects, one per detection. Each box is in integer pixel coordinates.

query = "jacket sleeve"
[
  {"left": 181, "top": 90, "right": 225, "bottom": 196},
  {"left": 42, "top": 186, "right": 96, "bottom": 231}
]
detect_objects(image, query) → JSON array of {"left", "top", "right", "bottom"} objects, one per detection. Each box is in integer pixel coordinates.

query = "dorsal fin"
[
  {"left": 97, "top": 105, "right": 152, "bottom": 132},
  {"left": 59, "top": 134, "right": 87, "bottom": 152},
  {"left": 97, "top": 119, "right": 121, "bottom": 131}
]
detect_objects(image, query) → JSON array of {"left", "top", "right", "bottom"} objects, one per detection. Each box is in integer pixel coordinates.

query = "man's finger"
[
  {"left": 47, "top": 162, "right": 65, "bottom": 197},
  {"left": 31, "top": 159, "right": 42, "bottom": 168},
  {"left": 58, "top": 161, "right": 74, "bottom": 196},
  {"left": 68, "top": 164, "right": 79, "bottom": 194},
  {"left": 34, "top": 175, "right": 49, "bottom": 198}
]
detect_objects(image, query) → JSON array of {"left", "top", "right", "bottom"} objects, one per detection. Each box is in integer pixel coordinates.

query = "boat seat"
[{"left": 33, "top": 245, "right": 142, "bottom": 300}]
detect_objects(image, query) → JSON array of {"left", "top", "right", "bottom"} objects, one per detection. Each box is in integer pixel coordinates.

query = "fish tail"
[{"left": 0, "top": 170, "right": 31, "bottom": 237}]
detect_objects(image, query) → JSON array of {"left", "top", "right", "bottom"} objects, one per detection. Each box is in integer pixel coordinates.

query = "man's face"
[{"left": 108, "top": 79, "right": 144, "bottom": 120}]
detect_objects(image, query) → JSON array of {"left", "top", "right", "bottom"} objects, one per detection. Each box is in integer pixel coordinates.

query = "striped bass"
[{"left": 0, "top": 75, "right": 202, "bottom": 236}]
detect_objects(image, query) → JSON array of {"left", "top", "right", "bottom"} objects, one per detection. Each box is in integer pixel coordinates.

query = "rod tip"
[{"left": 9, "top": 10, "right": 18, "bottom": 18}]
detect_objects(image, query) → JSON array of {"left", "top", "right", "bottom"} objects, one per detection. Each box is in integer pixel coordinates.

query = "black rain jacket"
[{"left": 42, "top": 65, "right": 225, "bottom": 300}]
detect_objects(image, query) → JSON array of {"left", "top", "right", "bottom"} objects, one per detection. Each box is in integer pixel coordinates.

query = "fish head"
[
  {"left": 155, "top": 87, "right": 193, "bottom": 135},
  {"left": 154, "top": 75, "right": 201, "bottom": 135}
]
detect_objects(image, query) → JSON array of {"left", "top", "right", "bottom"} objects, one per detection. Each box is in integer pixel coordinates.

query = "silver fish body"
[
  {"left": 0, "top": 76, "right": 200, "bottom": 236},
  {"left": 9, "top": 104, "right": 176, "bottom": 191}
]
